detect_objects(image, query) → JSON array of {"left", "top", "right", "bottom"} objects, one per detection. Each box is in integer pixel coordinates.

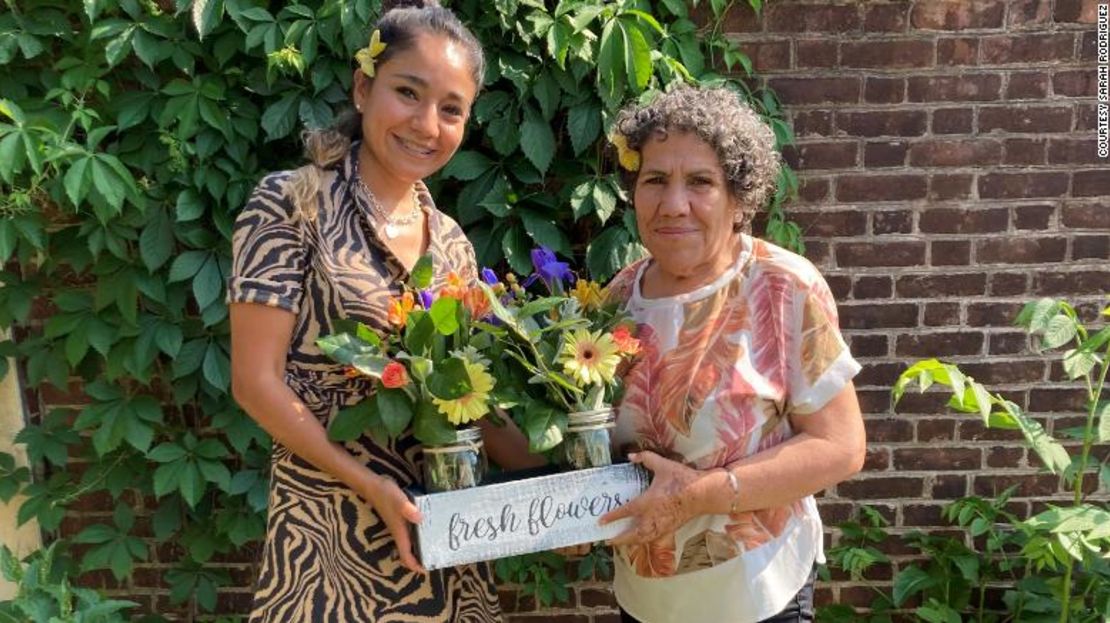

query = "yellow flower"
[
  {"left": 354, "top": 30, "right": 387, "bottom": 78},
  {"left": 571, "top": 280, "right": 605, "bottom": 312},
  {"left": 432, "top": 360, "right": 495, "bottom": 426},
  {"left": 559, "top": 328, "right": 621, "bottom": 387},
  {"left": 610, "top": 132, "right": 640, "bottom": 172}
]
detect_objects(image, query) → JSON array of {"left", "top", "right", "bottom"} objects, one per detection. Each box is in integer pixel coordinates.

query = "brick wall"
[
  {"left": 505, "top": 0, "right": 1108, "bottom": 620},
  {"left": 26, "top": 1, "right": 1108, "bottom": 620}
]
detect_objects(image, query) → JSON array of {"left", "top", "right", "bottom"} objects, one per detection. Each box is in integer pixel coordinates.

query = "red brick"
[
  {"left": 864, "top": 141, "right": 908, "bottom": 167},
  {"left": 791, "top": 110, "right": 833, "bottom": 137},
  {"left": 765, "top": 4, "right": 861, "bottom": 33},
  {"left": 980, "top": 33, "right": 1075, "bottom": 64},
  {"left": 937, "top": 37, "right": 978, "bottom": 65},
  {"left": 1076, "top": 102, "right": 1100, "bottom": 130},
  {"left": 1006, "top": 72, "right": 1050, "bottom": 99},
  {"left": 979, "top": 105, "right": 1072, "bottom": 133},
  {"left": 1008, "top": 0, "right": 1054, "bottom": 28},
  {"left": 852, "top": 275, "right": 892, "bottom": 299},
  {"left": 847, "top": 334, "right": 888, "bottom": 356},
  {"left": 973, "top": 474, "right": 1060, "bottom": 498},
  {"left": 917, "top": 418, "right": 957, "bottom": 441},
  {"left": 1002, "top": 138, "right": 1047, "bottom": 165},
  {"left": 932, "top": 475, "right": 969, "bottom": 499},
  {"left": 797, "top": 177, "right": 830, "bottom": 203},
  {"left": 903, "top": 504, "right": 945, "bottom": 526},
  {"left": 1048, "top": 138, "right": 1103, "bottom": 164},
  {"left": 908, "top": 139, "right": 1002, "bottom": 167},
  {"left": 897, "top": 332, "right": 983, "bottom": 356},
  {"left": 1074, "top": 170, "right": 1110, "bottom": 196},
  {"left": 1054, "top": 0, "right": 1101, "bottom": 23},
  {"left": 745, "top": 41, "right": 791, "bottom": 72},
  {"left": 836, "top": 174, "right": 928, "bottom": 201},
  {"left": 577, "top": 588, "right": 616, "bottom": 608},
  {"left": 864, "top": 77, "right": 905, "bottom": 103},
  {"left": 1034, "top": 270, "right": 1110, "bottom": 295},
  {"left": 978, "top": 172, "right": 1068, "bottom": 199},
  {"left": 1062, "top": 202, "right": 1110, "bottom": 229},
  {"left": 931, "top": 240, "right": 971, "bottom": 265},
  {"left": 794, "top": 141, "right": 858, "bottom": 170},
  {"left": 894, "top": 447, "right": 981, "bottom": 470},
  {"left": 922, "top": 302, "right": 962, "bottom": 326},
  {"left": 1053, "top": 70, "right": 1098, "bottom": 97},
  {"left": 838, "top": 477, "right": 924, "bottom": 499},
  {"left": 928, "top": 174, "right": 974, "bottom": 200},
  {"left": 862, "top": 3, "right": 909, "bottom": 31},
  {"left": 1074, "top": 235, "right": 1109, "bottom": 260},
  {"left": 838, "top": 110, "right": 927, "bottom": 137},
  {"left": 908, "top": 74, "right": 1002, "bottom": 102},
  {"left": 769, "top": 77, "right": 861, "bottom": 104},
  {"left": 919, "top": 207, "right": 1008, "bottom": 233},
  {"left": 967, "top": 302, "right": 1024, "bottom": 327},
  {"left": 990, "top": 272, "right": 1029, "bottom": 296},
  {"left": 910, "top": 1, "right": 1005, "bottom": 30},
  {"left": 896, "top": 273, "right": 987, "bottom": 297},
  {"left": 977, "top": 237, "right": 1067, "bottom": 264},
  {"left": 864, "top": 447, "right": 891, "bottom": 471},
  {"left": 873, "top": 211, "right": 913, "bottom": 235},
  {"left": 795, "top": 40, "right": 837, "bottom": 69},
  {"left": 989, "top": 332, "right": 1031, "bottom": 355},
  {"left": 1079, "top": 30, "right": 1100, "bottom": 61},
  {"left": 1028, "top": 387, "right": 1089, "bottom": 412},
  {"left": 840, "top": 303, "right": 919, "bottom": 329},
  {"left": 961, "top": 360, "right": 1046, "bottom": 384},
  {"left": 866, "top": 417, "right": 914, "bottom": 442},
  {"left": 836, "top": 241, "right": 927, "bottom": 266},
  {"left": 1013, "top": 204, "right": 1054, "bottom": 230},
  {"left": 841, "top": 40, "right": 934, "bottom": 68},
  {"left": 931, "top": 107, "right": 973, "bottom": 134},
  {"left": 791, "top": 210, "right": 867, "bottom": 237}
]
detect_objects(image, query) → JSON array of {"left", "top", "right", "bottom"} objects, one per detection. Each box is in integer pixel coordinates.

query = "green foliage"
[
  {"left": 882, "top": 297, "right": 1110, "bottom": 622},
  {"left": 0, "top": 0, "right": 798, "bottom": 614},
  {"left": 0, "top": 542, "right": 137, "bottom": 622}
]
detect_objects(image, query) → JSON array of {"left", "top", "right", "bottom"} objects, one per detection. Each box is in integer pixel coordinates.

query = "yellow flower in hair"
[
  {"left": 609, "top": 132, "right": 640, "bottom": 172},
  {"left": 355, "top": 30, "right": 388, "bottom": 77}
]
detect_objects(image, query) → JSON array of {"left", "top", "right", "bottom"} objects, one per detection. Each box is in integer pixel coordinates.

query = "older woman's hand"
[{"left": 598, "top": 451, "right": 707, "bottom": 546}]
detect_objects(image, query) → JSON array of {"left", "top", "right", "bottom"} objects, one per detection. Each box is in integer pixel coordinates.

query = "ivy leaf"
[
  {"left": 442, "top": 150, "right": 495, "bottom": 181},
  {"left": 892, "top": 566, "right": 937, "bottom": 606},
  {"left": 521, "top": 209, "right": 570, "bottom": 256},
  {"left": 376, "top": 388, "right": 414, "bottom": 437},
  {"left": 192, "top": 0, "right": 225, "bottom": 40},
  {"left": 520, "top": 106, "right": 556, "bottom": 175},
  {"left": 139, "top": 207, "right": 175, "bottom": 271},
  {"left": 261, "top": 92, "right": 300, "bottom": 140},
  {"left": 567, "top": 100, "right": 601, "bottom": 156}
]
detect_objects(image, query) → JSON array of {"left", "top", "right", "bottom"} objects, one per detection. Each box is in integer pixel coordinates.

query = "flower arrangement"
[
  {"left": 476, "top": 246, "right": 640, "bottom": 456},
  {"left": 317, "top": 256, "right": 499, "bottom": 448}
]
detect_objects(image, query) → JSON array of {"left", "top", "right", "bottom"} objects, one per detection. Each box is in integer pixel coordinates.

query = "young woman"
[{"left": 228, "top": 2, "right": 536, "bottom": 620}]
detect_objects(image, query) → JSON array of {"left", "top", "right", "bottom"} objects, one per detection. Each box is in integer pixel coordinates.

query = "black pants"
[{"left": 618, "top": 567, "right": 816, "bottom": 623}]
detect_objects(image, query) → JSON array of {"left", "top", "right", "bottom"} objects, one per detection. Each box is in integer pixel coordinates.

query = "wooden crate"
[{"left": 410, "top": 463, "right": 650, "bottom": 570}]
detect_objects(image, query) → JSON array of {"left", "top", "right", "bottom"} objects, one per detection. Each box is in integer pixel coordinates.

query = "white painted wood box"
[{"left": 410, "top": 463, "right": 650, "bottom": 570}]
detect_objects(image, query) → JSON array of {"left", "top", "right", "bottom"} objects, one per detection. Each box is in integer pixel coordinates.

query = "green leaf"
[
  {"left": 376, "top": 388, "right": 414, "bottom": 437},
  {"left": 192, "top": 255, "right": 224, "bottom": 309},
  {"left": 429, "top": 297, "right": 460, "bottom": 336},
  {"left": 1015, "top": 297, "right": 1058, "bottom": 333},
  {"left": 521, "top": 209, "right": 570, "bottom": 256},
  {"left": 1041, "top": 313, "right": 1077, "bottom": 350},
  {"left": 442, "top": 151, "right": 495, "bottom": 181},
  {"left": 567, "top": 100, "right": 602, "bottom": 156},
  {"left": 426, "top": 357, "right": 472, "bottom": 400},
  {"left": 520, "top": 106, "right": 556, "bottom": 175},
  {"left": 176, "top": 188, "right": 206, "bottom": 221},
  {"left": 139, "top": 208, "right": 175, "bottom": 271},
  {"left": 413, "top": 400, "right": 455, "bottom": 445},
  {"left": 893, "top": 566, "right": 936, "bottom": 606},
  {"left": 327, "top": 401, "right": 374, "bottom": 442},
  {"left": 619, "top": 19, "right": 652, "bottom": 91},
  {"left": 192, "top": 0, "right": 225, "bottom": 40},
  {"left": 63, "top": 156, "right": 91, "bottom": 208},
  {"left": 261, "top": 93, "right": 300, "bottom": 140},
  {"left": 1097, "top": 400, "right": 1110, "bottom": 443},
  {"left": 410, "top": 254, "right": 434, "bottom": 289}
]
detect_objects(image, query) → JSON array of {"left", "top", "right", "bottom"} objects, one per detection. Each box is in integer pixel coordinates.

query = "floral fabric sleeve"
[{"left": 787, "top": 272, "right": 860, "bottom": 414}]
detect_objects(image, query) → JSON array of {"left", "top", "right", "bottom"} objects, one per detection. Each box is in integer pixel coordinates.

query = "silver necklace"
[{"left": 357, "top": 177, "right": 421, "bottom": 240}]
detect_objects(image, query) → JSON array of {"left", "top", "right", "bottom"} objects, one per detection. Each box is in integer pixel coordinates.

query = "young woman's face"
[{"left": 354, "top": 32, "right": 477, "bottom": 186}]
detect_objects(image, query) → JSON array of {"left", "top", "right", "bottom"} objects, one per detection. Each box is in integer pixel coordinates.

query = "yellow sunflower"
[
  {"left": 558, "top": 328, "right": 621, "bottom": 386},
  {"left": 432, "top": 360, "right": 495, "bottom": 426}
]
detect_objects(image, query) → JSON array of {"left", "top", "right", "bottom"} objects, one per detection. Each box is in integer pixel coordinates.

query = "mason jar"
[
  {"left": 422, "top": 426, "right": 487, "bottom": 493},
  {"left": 564, "top": 408, "right": 616, "bottom": 470}
]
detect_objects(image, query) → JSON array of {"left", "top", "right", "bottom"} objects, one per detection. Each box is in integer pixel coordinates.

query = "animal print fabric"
[{"left": 228, "top": 144, "right": 501, "bottom": 622}]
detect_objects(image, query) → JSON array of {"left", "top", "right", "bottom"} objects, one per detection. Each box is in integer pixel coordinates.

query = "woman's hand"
[
  {"left": 598, "top": 451, "right": 708, "bottom": 547},
  {"left": 358, "top": 473, "right": 427, "bottom": 573}
]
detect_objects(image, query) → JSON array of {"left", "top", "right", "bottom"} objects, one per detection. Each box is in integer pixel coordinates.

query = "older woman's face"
[{"left": 633, "top": 131, "right": 739, "bottom": 286}]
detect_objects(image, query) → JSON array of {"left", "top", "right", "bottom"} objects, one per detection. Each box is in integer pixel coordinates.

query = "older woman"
[{"left": 598, "top": 86, "right": 866, "bottom": 623}]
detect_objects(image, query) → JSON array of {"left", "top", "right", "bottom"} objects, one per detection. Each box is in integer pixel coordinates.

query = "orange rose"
[
  {"left": 388, "top": 292, "right": 415, "bottom": 327},
  {"left": 612, "top": 325, "right": 641, "bottom": 356},
  {"left": 380, "top": 361, "right": 409, "bottom": 389}
]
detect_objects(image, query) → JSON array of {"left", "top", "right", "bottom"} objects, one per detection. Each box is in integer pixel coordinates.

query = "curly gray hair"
[{"left": 612, "top": 85, "right": 782, "bottom": 231}]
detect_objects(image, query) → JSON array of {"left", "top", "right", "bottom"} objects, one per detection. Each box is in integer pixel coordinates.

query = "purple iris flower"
[
  {"left": 480, "top": 267, "right": 499, "bottom": 285},
  {"left": 526, "top": 246, "right": 574, "bottom": 292},
  {"left": 419, "top": 290, "right": 434, "bottom": 309}
]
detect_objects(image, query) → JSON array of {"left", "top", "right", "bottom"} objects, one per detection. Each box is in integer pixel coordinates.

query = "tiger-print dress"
[{"left": 228, "top": 145, "right": 502, "bottom": 622}]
